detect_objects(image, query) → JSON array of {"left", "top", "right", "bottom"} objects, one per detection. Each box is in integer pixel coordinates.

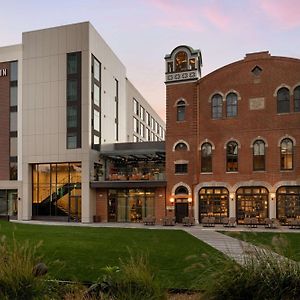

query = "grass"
[
  {"left": 0, "top": 221, "right": 226, "bottom": 289},
  {"left": 222, "top": 231, "right": 300, "bottom": 261}
]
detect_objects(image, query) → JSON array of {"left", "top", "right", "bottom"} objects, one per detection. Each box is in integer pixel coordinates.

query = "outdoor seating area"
[
  {"left": 264, "top": 218, "right": 280, "bottom": 229},
  {"left": 223, "top": 217, "right": 237, "bottom": 227},
  {"left": 182, "top": 216, "right": 195, "bottom": 226},
  {"left": 162, "top": 216, "right": 175, "bottom": 226},
  {"left": 143, "top": 215, "right": 156, "bottom": 225},
  {"left": 288, "top": 218, "right": 300, "bottom": 229},
  {"left": 201, "top": 216, "right": 215, "bottom": 227}
]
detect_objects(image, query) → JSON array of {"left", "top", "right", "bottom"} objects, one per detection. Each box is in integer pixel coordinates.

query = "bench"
[{"left": 143, "top": 216, "right": 156, "bottom": 225}]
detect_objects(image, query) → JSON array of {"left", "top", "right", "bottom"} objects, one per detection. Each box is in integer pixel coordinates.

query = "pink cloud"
[
  {"left": 201, "top": 4, "right": 231, "bottom": 31},
  {"left": 258, "top": 0, "right": 300, "bottom": 29},
  {"left": 145, "top": 0, "right": 204, "bottom": 32}
]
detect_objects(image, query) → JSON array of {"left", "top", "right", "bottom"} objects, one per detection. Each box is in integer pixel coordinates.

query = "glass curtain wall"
[
  {"left": 32, "top": 163, "right": 81, "bottom": 221},
  {"left": 0, "top": 190, "right": 18, "bottom": 219},
  {"left": 108, "top": 189, "right": 155, "bottom": 222}
]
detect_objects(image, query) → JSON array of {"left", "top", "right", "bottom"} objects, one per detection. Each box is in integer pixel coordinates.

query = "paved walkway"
[{"left": 11, "top": 220, "right": 299, "bottom": 265}]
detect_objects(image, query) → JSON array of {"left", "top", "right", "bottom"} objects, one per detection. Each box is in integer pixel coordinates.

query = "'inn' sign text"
[{"left": 0, "top": 69, "right": 8, "bottom": 77}]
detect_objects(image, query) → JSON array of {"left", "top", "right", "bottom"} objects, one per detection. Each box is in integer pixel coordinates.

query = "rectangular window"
[
  {"left": 175, "top": 164, "right": 188, "bottom": 174},
  {"left": 67, "top": 133, "right": 77, "bottom": 149},
  {"left": 94, "top": 59, "right": 100, "bottom": 82},
  {"left": 10, "top": 137, "right": 17, "bottom": 157},
  {"left": 10, "top": 112, "right": 17, "bottom": 132},
  {"left": 67, "top": 106, "right": 77, "bottom": 128},
  {"left": 146, "top": 128, "right": 150, "bottom": 141},
  {"left": 133, "top": 117, "right": 139, "bottom": 134},
  {"left": 140, "top": 106, "right": 145, "bottom": 121},
  {"left": 10, "top": 61, "right": 18, "bottom": 81},
  {"left": 10, "top": 161, "right": 17, "bottom": 180},
  {"left": 94, "top": 110, "right": 100, "bottom": 132},
  {"left": 133, "top": 98, "right": 139, "bottom": 115},
  {"left": 151, "top": 132, "right": 155, "bottom": 141},
  {"left": 10, "top": 86, "right": 17, "bottom": 106},
  {"left": 151, "top": 117, "right": 155, "bottom": 130},
  {"left": 67, "top": 52, "right": 81, "bottom": 149},
  {"left": 115, "top": 79, "right": 119, "bottom": 141},
  {"left": 91, "top": 55, "right": 101, "bottom": 151},
  {"left": 94, "top": 84, "right": 100, "bottom": 106},
  {"left": 133, "top": 135, "right": 138, "bottom": 142},
  {"left": 146, "top": 112, "right": 150, "bottom": 126},
  {"left": 140, "top": 123, "right": 145, "bottom": 138}
]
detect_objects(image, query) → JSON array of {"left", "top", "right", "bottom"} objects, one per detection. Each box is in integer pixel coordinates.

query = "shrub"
[
  {"left": 203, "top": 244, "right": 300, "bottom": 300},
  {"left": 0, "top": 235, "right": 57, "bottom": 299},
  {"left": 86, "top": 253, "right": 166, "bottom": 300}
]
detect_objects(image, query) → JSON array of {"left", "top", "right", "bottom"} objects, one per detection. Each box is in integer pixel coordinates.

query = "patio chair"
[
  {"left": 224, "top": 217, "right": 236, "bottom": 227},
  {"left": 182, "top": 216, "right": 195, "bottom": 226},
  {"left": 208, "top": 216, "right": 215, "bottom": 227},
  {"left": 143, "top": 215, "right": 155, "bottom": 225},
  {"left": 202, "top": 216, "right": 210, "bottom": 227},
  {"left": 162, "top": 216, "right": 175, "bottom": 226}
]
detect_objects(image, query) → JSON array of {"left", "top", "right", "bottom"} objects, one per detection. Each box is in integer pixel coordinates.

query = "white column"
[
  {"left": 193, "top": 189, "right": 199, "bottom": 224},
  {"left": 229, "top": 192, "right": 236, "bottom": 218},
  {"left": 22, "top": 163, "right": 32, "bottom": 220},
  {"left": 269, "top": 193, "right": 276, "bottom": 219}
]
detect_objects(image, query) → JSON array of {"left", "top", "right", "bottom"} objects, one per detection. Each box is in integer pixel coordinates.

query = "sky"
[{"left": 0, "top": 0, "right": 300, "bottom": 121}]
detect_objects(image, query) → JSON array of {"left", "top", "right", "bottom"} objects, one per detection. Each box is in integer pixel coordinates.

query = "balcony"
[{"left": 90, "top": 141, "right": 166, "bottom": 189}]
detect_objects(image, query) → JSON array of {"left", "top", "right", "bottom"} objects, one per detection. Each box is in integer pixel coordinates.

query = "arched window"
[
  {"left": 175, "top": 142, "right": 188, "bottom": 151},
  {"left": 226, "top": 141, "right": 238, "bottom": 172},
  {"left": 175, "top": 186, "right": 188, "bottom": 195},
  {"left": 177, "top": 100, "right": 186, "bottom": 121},
  {"left": 294, "top": 86, "right": 300, "bottom": 112},
  {"left": 201, "top": 143, "right": 212, "bottom": 172},
  {"left": 277, "top": 87, "right": 290, "bottom": 113},
  {"left": 175, "top": 51, "right": 188, "bottom": 72},
  {"left": 211, "top": 94, "right": 222, "bottom": 119},
  {"left": 253, "top": 140, "right": 265, "bottom": 171},
  {"left": 226, "top": 93, "right": 238, "bottom": 117},
  {"left": 280, "top": 138, "right": 293, "bottom": 170}
]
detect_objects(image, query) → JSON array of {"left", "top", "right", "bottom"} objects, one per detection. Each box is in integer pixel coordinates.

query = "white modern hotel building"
[{"left": 0, "top": 22, "right": 165, "bottom": 223}]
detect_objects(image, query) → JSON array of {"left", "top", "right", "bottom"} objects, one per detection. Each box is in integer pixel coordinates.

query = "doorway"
[{"left": 175, "top": 202, "right": 188, "bottom": 223}]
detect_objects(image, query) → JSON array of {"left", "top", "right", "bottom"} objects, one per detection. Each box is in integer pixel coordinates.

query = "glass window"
[
  {"left": 175, "top": 186, "right": 188, "bottom": 195},
  {"left": 175, "top": 51, "right": 188, "bottom": 72},
  {"left": 67, "top": 79, "right": 78, "bottom": 101},
  {"left": 177, "top": 100, "right": 186, "bottom": 121},
  {"left": 133, "top": 98, "right": 139, "bottom": 115},
  {"left": 10, "top": 162, "right": 17, "bottom": 180},
  {"left": 212, "top": 94, "right": 222, "bottom": 119},
  {"left": 189, "top": 58, "right": 196, "bottom": 70},
  {"left": 94, "top": 110, "right": 100, "bottom": 132},
  {"left": 201, "top": 143, "right": 212, "bottom": 172},
  {"left": 253, "top": 140, "right": 265, "bottom": 171},
  {"left": 133, "top": 135, "right": 138, "bottom": 142},
  {"left": 175, "top": 163, "right": 188, "bottom": 173},
  {"left": 94, "top": 84, "right": 100, "bottom": 106},
  {"left": 294, "top": 86, "right": 300, "bottom": 112},
  {"left": 175, "top": 142, "right": 188, "bottom": 151},
  {"left": 146, "top": 112, "right": 150, "bottom": 126},
  {"left": 277, "top": 87, "right": 290, "bottom": 113},
  {"left": 67, "top": 106, "right": 77, "bottom": 128},
  {"left": 280, "top": 138, "right": 293, "bottom": 170},
  {"left": 226, "top": 141, "right": 238, "bottom": 172},
  {"left": 151, "top": 117, "right": 155, "bottom": 130},
  {"left": 67, "top": 134, "right": 77, "bottom": 149},
  {"left": 140, "top": 106, "right": 145, "bottom": 121},
  {"left": 67, "top": 53, "right": 78, "bottom": 74},
  {"left": 10, "top": 137, "right": 17, "bottom": 157},
  {"left": 277, "top": 186, "right": 300, "bottom": 220},
  {"left": 146, "top": 128, "right": 150, "bottom": 141},
  {"left": 10, "top": 112, "right": 17, "bottom": 132},
  {"left": 94, "top": 58, "right": 100, "bottom": 82},
  {"left": 10, "top": 86, "right": 17, "bottom": 106},
  {"left": 10, "top": 61, "right": 18, "bottom": 81},
  {"left": 133, "top": 117, "right": 139, "bottom": 134},
  {"left": 140, "top": 123, "right": 145, "bottom": 138},
  {"left": 226, "top": 93, "right": 238, "bottom": 117},
  {"left": 93, "top": 135, "right": 100, "bottom": 147}
]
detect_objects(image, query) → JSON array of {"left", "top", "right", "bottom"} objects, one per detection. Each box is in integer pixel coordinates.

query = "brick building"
[{"left": 164, "top": 45, "right": 300, "bottom": 224}]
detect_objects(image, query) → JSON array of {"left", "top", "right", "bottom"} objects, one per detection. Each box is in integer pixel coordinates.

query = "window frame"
[
  {"left": 277, "top": 87, "right": 290, "bottom": 113},
  {"left": 211, "top": 94, "right": 223, "bottom": 119},
  {"left": 280, "top": 138, "right": 293, "bottom": 170},
  {"left": 226, "top": 93, "right": 238, "bottom": 117},
  {"left": 177, "top": 100, "right": 186, "bottom": 121},
  {"left": 226, "top": 141, "right": 238, "bottom": 172},
  {"left": 201, "top": 143, "right": 213, "bottom": 173}
]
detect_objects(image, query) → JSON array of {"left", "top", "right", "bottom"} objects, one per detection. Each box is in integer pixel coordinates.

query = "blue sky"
[{"left": 1, "top": 0, "right": 299, "bottom": 120}]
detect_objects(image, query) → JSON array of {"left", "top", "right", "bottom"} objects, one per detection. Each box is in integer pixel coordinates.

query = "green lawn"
[
  {"left": 222, "top": 231, "right": 300, "bottom": 261},
  {"left": 0, "top": 221, "right": 226, "bottom": 289}
]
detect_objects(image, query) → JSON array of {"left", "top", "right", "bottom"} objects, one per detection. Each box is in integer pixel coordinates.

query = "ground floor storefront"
[{"left": 0, "top": 189, "right": 18, "bottom": 220}]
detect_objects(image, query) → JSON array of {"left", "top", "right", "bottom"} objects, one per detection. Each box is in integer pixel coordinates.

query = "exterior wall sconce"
[
  {"left": 270, "top": 193, "right": 275, "bottom": 200},
  {"left": 230, "top": 193, "right": 235, "bottom": 201},
  {"left": 188, "top": 197, "right": 192, "bottom": 203},
  {"left": 170, "top": 197, "right": 175, "bottom": 204}
]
